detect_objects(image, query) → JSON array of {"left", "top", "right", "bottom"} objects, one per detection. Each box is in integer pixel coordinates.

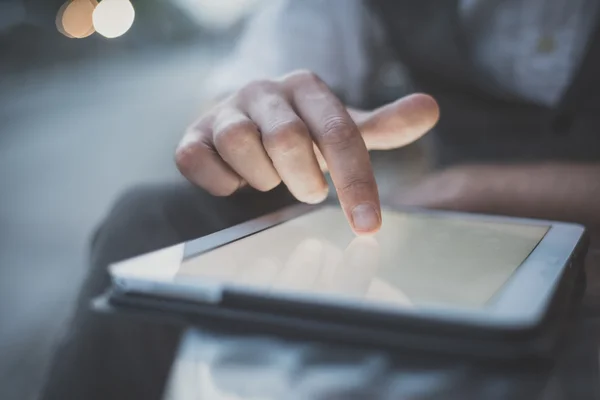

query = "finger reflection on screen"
[
  {"left": 273, "top": 238, "right": 326, "bottom": 290},
  {"left": 365, "top": 278, "right": 413, "bottom": 307},
  {"left": 325, "top": 236, "right": 381, "bottom": 296},
  {"left": 235, "top": 256, "right": 281, "bottom": 289}
]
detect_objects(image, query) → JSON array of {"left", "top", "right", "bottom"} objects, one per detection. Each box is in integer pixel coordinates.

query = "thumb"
[{"left": 350, "top": 93, "right": 440, "bottom": 151}]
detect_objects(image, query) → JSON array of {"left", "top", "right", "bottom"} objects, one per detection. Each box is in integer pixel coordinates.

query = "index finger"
[{"left": 284, "top": 72, "right": 381, "bottom": 234}]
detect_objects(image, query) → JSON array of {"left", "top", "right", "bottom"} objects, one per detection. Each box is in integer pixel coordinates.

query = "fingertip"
[
  {"left": 253, "top": 176, "right": 283, "bottom": 193},
  {"left": 409, "top": 93, "right": 440, "bottom": 128},
  {"left": 360, "top": 93, "right": 440, "bottom": 150},
  {"left": 175, "top": 137, "right": 244, "bottom": 196},
  {"left": 301, "top": 187, "right": 330, "bottom": 204},
  {"left": 350, "top": 203, "right": 382, "bottom": 235}
]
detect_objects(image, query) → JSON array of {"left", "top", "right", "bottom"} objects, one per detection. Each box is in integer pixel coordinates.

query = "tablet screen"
[{"left": 178, "top": 206, "right": 549, "bottom": 309}]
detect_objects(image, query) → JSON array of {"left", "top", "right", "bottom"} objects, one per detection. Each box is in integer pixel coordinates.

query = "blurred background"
[
  {"left": 0, "top": 1, "right": 268, "bottom": 399},
  {"left": 0, "top": 2, "right": 419, "bottom": 398}
]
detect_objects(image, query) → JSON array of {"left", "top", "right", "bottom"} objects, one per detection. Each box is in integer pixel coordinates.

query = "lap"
[
  {"left": 40, "top": 181, "right": 296, "bottom": 400},
  {"left": 42, "top": 180, "right": 598, "bottom": 400}
]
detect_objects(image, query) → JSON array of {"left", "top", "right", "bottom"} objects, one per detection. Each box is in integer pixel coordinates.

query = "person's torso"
[{"left": 369, "top": 0, "right": 600, "bottom": 166}]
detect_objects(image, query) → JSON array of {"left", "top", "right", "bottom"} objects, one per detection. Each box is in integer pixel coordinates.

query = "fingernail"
[
  {"left": 351, "top": 204, "right": 380, "bottom": 233},
  {"left": 304, "top": 189, "right": 329, "bottom": 204}
]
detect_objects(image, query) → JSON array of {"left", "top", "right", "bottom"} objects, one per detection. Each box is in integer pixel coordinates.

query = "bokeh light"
[
  {"left": 56, "top": 0, "right": 98, "bottom": 39},
  {"left": 92, "top": 0, "right": 135, "bottom": 39},
  {"left": 56, "top": 1, "right": 74, "bottom": 38}
]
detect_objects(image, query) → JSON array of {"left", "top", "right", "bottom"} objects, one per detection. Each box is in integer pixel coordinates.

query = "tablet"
[{"left": 107, "top": 204, "right": 588, "bottom": 356}]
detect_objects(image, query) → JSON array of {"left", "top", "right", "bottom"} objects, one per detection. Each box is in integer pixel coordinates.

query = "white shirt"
[{"left": 206, "top": 0, "right": 599, "bottom": 107}]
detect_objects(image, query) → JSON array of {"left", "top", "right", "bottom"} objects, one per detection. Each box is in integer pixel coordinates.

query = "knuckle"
[
  {"left": 256, "top": 93, "right": 286, "bottom": 113},
  {"left": 174, "top": 132, "right": 244, "bottom": 196},
  {"left": 213, "top": 121, "right": 257, "bottom": 150},
  {"left": 338, "top": 176, "right": 375, "bottom": 196},
  {"left": 175, "top": 137, "right": 204, "bottom": 176},
  {"left": 320, "top": 116, "right": 355, "bottom": 147},
  {"left": 189, "top": 114, "right": 211, "bottom": 131},
  {"left": 174, "top": 145, "right": 194, "bottom": 174},
  {"left": 256, "top": 177, "right": 283, "bottom": 193},
  {"left": 207, "top": 180, "right": 241, "bottom": 197},
  {"left": 263, "top": 120, "right": 308, "bottom": 154},
  {"left": 237, "top": 79, "right": 278, "bottom": 103},
  {"left": 296, "top": 69, "right": 321, "bottom": 84},
  {"left": 283, "top": 69, "right": 323, "bottom": 86}
]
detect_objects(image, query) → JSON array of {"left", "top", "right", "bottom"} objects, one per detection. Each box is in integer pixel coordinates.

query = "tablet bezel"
[{"left": 110, "top": 202, "right": 586, "bottom": 332}]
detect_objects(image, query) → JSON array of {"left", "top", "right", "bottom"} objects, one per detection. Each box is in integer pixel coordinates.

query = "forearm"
[
  {"left": 464, "top": 163, "right": 600, "bottom": 226},
  {"left": 402, "top": 163, "right": 600, "bottom": 230}
]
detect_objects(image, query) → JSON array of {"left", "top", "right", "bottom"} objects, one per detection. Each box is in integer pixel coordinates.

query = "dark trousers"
[{"left": 40, "top": 182, "right": 296, "bottom": 400}]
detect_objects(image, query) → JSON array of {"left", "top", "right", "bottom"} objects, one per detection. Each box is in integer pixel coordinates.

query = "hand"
[
  {"left": 397, "top": 163, "right": 600, "bottom": 231},
  {"left": 176, "top": 70, "right": 439, "bottom": 234},
  {"left": 395, "top": 168, "right": 480, "bottom": 212}
]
